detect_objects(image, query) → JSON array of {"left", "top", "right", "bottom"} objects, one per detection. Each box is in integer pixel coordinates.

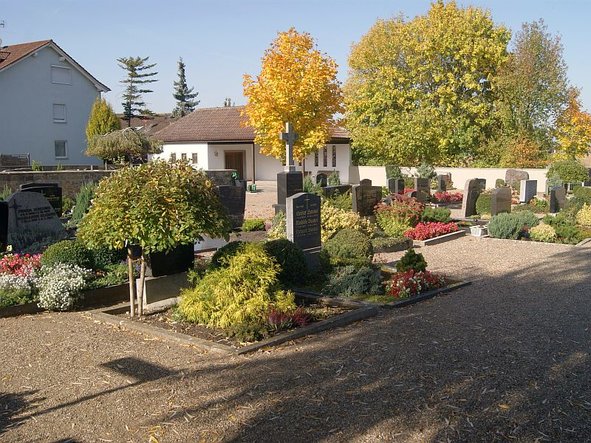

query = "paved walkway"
[{"left": 1, "top": 238, "right": 591, "bottom": 442}]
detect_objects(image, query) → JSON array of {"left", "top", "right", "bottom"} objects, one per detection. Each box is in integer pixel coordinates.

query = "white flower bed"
[{"left": 37, "top": 264, "right": 90, "bottom": 311}]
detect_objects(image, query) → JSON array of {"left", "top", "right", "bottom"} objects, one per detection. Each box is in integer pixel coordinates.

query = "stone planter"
[{"left": 470, "top": 225, "right": 489, "bottom": 237}]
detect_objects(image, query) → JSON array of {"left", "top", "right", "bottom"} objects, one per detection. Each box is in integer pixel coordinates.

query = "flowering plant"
[
  {"left": 387, "top": 270, "right": 446, "bottom": 299},
  {"left": 0, "top": 253, "right": 42, "bottom": 277},
  {"left": 37, "top": 263, "right": 90, "bottom": 311},
  {"left": 432, "top": 191, "right": 463, "bottom": 203},
  {"left": 0, "top": 274, "right": 37, "bottom": 307},
  {"left": 375, "top": 195, "right": 424, "bottom": 227},
  {"left": 404, "top": 222, "right": 459, "bottom": 241}
]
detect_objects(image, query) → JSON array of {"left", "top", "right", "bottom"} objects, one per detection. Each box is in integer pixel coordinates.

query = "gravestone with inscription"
[
  {"left": 359, "top": 178, "right": 373, "bottom": 186},
  {"left": 20, "top": 182, "right": 63, "bottom": 217},
  {"left": 216, "top": 184, "right": 246, "bottom": 229},
  {"left": 316, "top": 173, "right": 328, "bottom": 187},
  {"left": 491, "top": 187, "right": 512, "bottom": 216},
  {"left": 352, "top": 183, "right": 382, "bottom": 217},
  {"left": 461, "top": 178, "right": 486, "bottom": 218},
  {"left": 436, "top": 175, "right": 447, "bottom": 192},
  {"left": 286, "top": 192, "right": 321, "bottom": 250},
  {"left": 274, "top": 122, "right": 304, "bottom": 214},
  {"left": 414, "top": 178, "right": 430, "bottom": 203},
  {"left": 388, "top": 178, "right": 405, "bottom": 195},
  {"left": 6, "top": 192, "right": 67, "bottom": 251},
  {"left": 519, "top": 180, "right": 537, "bottom": 203},
  {"left": 549, "top": 186, "right": 566, "bottom": 213}
]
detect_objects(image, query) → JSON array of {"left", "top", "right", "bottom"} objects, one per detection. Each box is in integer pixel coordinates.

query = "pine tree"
[
  {"left": 172, "top": 57, "right": 199, "bottom": 118},
  {"left": 117, "top": 56, "right": 158, "bottom": 127},
  {"left": 86, "top": 97, "right": 121, "bottom": 142}
]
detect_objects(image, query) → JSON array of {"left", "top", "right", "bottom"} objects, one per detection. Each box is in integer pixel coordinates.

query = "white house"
[
  {"left": 0, "top": 40, "right": 109, "bottom": 166},
  {"left": 152, "top": 106, "right": 352, "bottom": 183}
]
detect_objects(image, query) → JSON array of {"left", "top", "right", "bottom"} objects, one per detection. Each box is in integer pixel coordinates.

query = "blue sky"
[{"left": 2, "top": 0, "right": 590, "bottom": 113}]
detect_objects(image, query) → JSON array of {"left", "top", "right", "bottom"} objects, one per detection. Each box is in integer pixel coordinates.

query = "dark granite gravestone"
[
  {"left": 145, "top": 244, "right": 194, "bottom": 278},
  {"left": 461, "top": 178, "right": 486, "bottom": 217},
  {"left": 387, "top": 178, "right": 405, "bottom": 195},
  {"left": 436, "top": 175, "right": 447, "bottom": 192},
  {"left": 491, "top": 187, "right": 512, "bottom": 216},
  {"left": 216, "top": 184, "right": 246, "bottom": 229},
  {"left": 359, "top": 179, "right": 372, "bottom": 186},
  {"left": 322, "top": 185, "right": 352, "bottom": 199},
  {"left": 505, "top": 169, "right": 529, "bottom": 189},
  {"left": 352, "top": 183, "right": 382, "bottom": 217},
  {"left": 274, "top": 171, "right": 303, "bottom": 214},
  {"left": 286, "top": 192, "right": 321, "bottom": 250},
  {"left": 0, "top": 201, "right": 7, "bottom": 252},
  {"left": 316, "top": 173, "right": 328, "bottom": 187},
  {"left": 5, "top": 192, "right": 67, "bottom": 251},
  {"left": 20, "top": 182, "right": 63, "bottom": 217},
  {"left": 519, "top": 180, "right": 537, "bottom": 203},
  {"left": 414, "top": 178, "right": 430, "bottom": 203},
  {"left": 550, "top": 186, "right": 566, "bottom": 213}
]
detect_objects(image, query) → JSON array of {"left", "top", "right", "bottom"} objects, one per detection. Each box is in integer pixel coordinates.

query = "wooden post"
[
  {"left": 126, "top": 251, "right": 136, "bottom": 317},
  {"left": 137, "top": 255, "right": 146, "bottom": 316}
]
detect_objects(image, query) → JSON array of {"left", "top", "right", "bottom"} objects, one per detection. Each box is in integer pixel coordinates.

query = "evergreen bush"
[
  {"left": 421, "top": 206, "right": 451, "bottom": 223},
  {"left": 547, "top": 160, "right": 589, "bottom": 184},
  {"left": 70, "top": 182, "right": 96, "bottom": 226},
  {"left": 322, "top": 265, "right": 383, "bottom": 296},
  {"left": 263, "top": 239, "right": 307, "bottom": 285},
  {"left": 323, "top": 228, "right": 373, "bottom": 266},
  {"left": 529, "top": 223, "right": 557, "bottom": 243},
  {"left": 475, "top": 190, "right": 492, "bottom": 216},
  {"left": 488, "top": 211, "right": 539, "bottom": 239},
  {"left": 210, "top": 241, "right": 246, "bottom": 269},
  {"left": 41, "top": 240, "right": 94, "bottom": 269},
  {"left": 395, "top": 248, "right": 427, "bottom": 272},
  {"left": 241, "top": 218, "right": 266, "bottom": 232}
]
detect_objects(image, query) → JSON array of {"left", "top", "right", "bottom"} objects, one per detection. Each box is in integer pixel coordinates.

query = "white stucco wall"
[
  {"left": 0, "top": 46, "right": 102, "bottom": 166},
  {"left": 153, "top": 143, "right": 209, "bottom": 169}
]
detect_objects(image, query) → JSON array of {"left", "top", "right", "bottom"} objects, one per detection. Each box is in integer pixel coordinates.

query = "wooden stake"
[
  {"left": 127, "top": 252, "right": 136, "bottom": 317},
  {"left": 137, "top": 255, "right": 146, "bottom": 316}
]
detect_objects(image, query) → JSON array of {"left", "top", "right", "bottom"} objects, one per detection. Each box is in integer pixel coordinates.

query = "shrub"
[
  {"left": 421, "top": 206, "right": 451, "bottom": 223},
  {"left": 62, "top": 196, "right": 75, "bottom": 214},
  {"left": 371, "top": 236, "right": 412, "bottom": 253},
  {"left": 177, "top": 243, "right": 295, "bottom": 337},
  {"left": 303, "top": 175, "right": 322, "bottom": 195},
  {"left": 475, "top": 190, "right": 492, "bottom": 216},
  {"left": 576, "top": 204, "right": 591, "bottom": 227},
  {"left": 554, "top": 224, "right": 584, "bottom": 244},
  {"left": 70, "top": 182, "right": 96, "bottom": 226},
  {"left": 89, "top": 263, "right": 129, "bottom": 289},
  {"left": 210, "top": 241, "right": 245, "bottom": 269},
  {"left": 529, "top": 223, "right": 557, "bottom": 243},
  {"left": 90, "top": 246, "right": 126, "bottom": 270},
  {"left": 37, "top": 263, "right": 90, "bottom": 311},
  {"left": 495, "top": 179, "right": 506, "bottom": 188},
  {"left": 267, "top": 307, "right": 310, "bottom": 331},
  {"left": 327, "top": 171, "right": 340, "bottom": 186},
  {"left": 404, "top": 222, "right": 458, "bottom": 241},
  {"left": 385, "top": 165, "right": 403, "bottom": 179},
  {"left": 375, "top": 195, "right": 424, "bottom": 228},
  {"left": 396, "top": 249, "right": 427, "bottom": 273},
  {"left": 547, "top": 160, "right": 589, "bottom": 184},
  {"left": 0, "top": 185, "right": 12, "bottom": 201},
  {"left": 41, "top": 240, "right": 94, "bottom": 269},
  {"left": 0, "top": 274, "right": 36, "bottom": 307},
  {"left": 242, "top": 218, "right": 266, "bottom": 232},
  {"left": 267, "top": 211, "right": 287, "bottom": 240},
  {"left": 488, "top": 211, "right": 539, "bottom": 240},
  {"left": 0, "top": 253, "right": 41, "bottom": 277},
  {"left": 573, "top": 186, "right": 591, "bottom": 204},
  {"left": 387, "top": 270, "right": 446, "bottom": 299},
  {"left": 432, "top": 191, "right": 463, "bottom": 203},
  {"left": 321, "top": 201, "right": 373, "bottom": 243},
  {"left": 263, "top": 239, "right": 307, "bottom": 285},
  {"left": 325, "top": 191, "right": 352, "bottom": 211},
  {"left": 376, "top": 217, "right": 411, "bottom": 238},
  {"left": 322, "top": 265, "right": 383, "bottom": 297},
  {"left": 415, "top": 162, "right": 436, "bottom": 179},
  {"left": 323, "top": 228, "right": 373, "bottom": 266}
]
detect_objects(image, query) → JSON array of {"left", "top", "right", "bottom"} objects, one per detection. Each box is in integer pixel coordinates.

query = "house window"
[
  {"left": 54, "top": 140, "right": 67, "bottom": 158},
  {"left": 51, "top": 66, "right": 72, "bottom": 85},
  {"left": 323, "top": 147, "right": 328, "bottom": 167},
  {"left": 53, "top": 104, "right": 67, "bottom": 123},
  {"left": 192, "top": 153, "right": 198, "bottom": 164},
  {"left": 314, "top": 151, "right": 319, "bottom": 167},
  {"left": 181, "top": 153, "right": 187, "bottom": 161},
  {"left": 332, "top": 145, "right": 337, "bottom": 167},
  {"left": 170, "top": 152, "right": 177, "bottom": 162}
]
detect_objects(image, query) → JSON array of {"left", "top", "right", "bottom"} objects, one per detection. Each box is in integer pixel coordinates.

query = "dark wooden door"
[{"left": 224, "top": 151, "right": 245, "bottom": 179}]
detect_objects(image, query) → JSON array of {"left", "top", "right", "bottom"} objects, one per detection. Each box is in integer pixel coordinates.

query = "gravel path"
[{"left": 2, "top": 239, "right": 591, "bottom": 442}]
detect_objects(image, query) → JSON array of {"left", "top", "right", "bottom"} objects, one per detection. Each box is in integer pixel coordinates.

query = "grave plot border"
[{"left": 412, "top": 229, "right": 466, "bottom": 247}]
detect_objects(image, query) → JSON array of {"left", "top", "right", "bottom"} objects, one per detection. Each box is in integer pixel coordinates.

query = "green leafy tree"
[
  {"left": 345, "top": 1, "right": 510, "bottom": 166},
  {"left": 85, "top": 127, "right": 163, "bottom": 164},
  {"left": 118, "top": 56, "right": 158, "bottom": 127},
  {"left": 172, "top": 57, "right": 199, "bottom": 118},
  {"left": 78, "top": 160, "right": 232, "bottom": 317},
  {"left": 85, "top": 98, "right": 120, "bottom": 142}
]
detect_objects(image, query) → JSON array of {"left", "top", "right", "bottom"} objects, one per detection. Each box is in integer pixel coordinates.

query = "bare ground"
[{"left": 2, "top": 236, "right": 591, "bottom": 442}]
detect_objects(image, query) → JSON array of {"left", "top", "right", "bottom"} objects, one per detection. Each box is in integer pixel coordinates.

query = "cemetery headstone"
[
  {"left": 322, "top": 185, "right": 352, "bottom": 199},
  {"left": 549, "top": 186, "right": 566, "bottom": 213},
  {"left": 316, "top": 173, "right": 328, "bottom": 187},
  {"left": 352, "top": 183, "right": 382, "bottom": 217},
  {"left": 387, "top": 178, "right": 405, "bottom": 195},
  {"left": 274, "top": 122, "right": 303, "bottom": 214},
  {"left": 505, "top": 169, "right": 529, "bottom": 189},
  {"left": 519, "top": 180, "right": 537, "bottom": 203},
  {"left": 584, "top": 168, "right": 591, "bottom": 187},
  {"left": 491, "top": 187, "right": 512, "bottom": 216},
  {"left": 414, "top": 178, "right": 430, "bottom": 203},
  {"left": 286, "top": 192, "right": 321, "bottom": 251},
  {"left": 20, "top": 182, "right": 63, "bottom": 217},
  {"left": 205, "top": 170, "right": 239, "bottom": 186},
  {"left": 461, "top": 178, "right": 486, "bottom": 218},
  {"left": 5, "top": 191, "right": 67, "bottom": 251},
  {"left": 359, "top": 178, "right": 372, "bottom": 186},
  {"left": 0, "top": 201, "right": 7, "bottom": 252},
  {"left": 216, "top": 184, "right": 246, "bottom": 229},
  {"left": 436, "top": 175, "right": 447, "bottom": 192}
]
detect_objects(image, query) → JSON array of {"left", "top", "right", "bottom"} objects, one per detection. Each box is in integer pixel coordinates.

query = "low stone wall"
[{"left": 0, "top": 170, "right": 114, "bottom": 197}]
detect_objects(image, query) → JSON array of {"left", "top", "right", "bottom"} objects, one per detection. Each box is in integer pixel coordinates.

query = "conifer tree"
[
  {"left": 172, "top": 57, "right": 199, "bottom": 118},
  {"left": 117, "top": 56, "right": 158, "bottom": 127},
  {"left": 86, "top": 97, "right": 121, "bottom": 142}
]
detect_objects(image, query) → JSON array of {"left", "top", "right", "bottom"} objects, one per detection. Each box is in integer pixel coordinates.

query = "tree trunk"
[
  {"left": 137, "top": 255, "right": 146, "bottom": 316},
  {"left": 126, "top": 253, "right": 136, "bottom": 317}
]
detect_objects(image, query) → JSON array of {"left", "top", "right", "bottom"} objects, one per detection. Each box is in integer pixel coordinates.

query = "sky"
[{"left": 2, "top": 0, "right": 590, "bottom": 114}]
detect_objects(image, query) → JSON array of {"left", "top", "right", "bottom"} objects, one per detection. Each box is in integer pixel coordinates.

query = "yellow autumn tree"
[
  {"left": 554, "top": 90, "right": 591, "bottom": 160},
  {"left": 242, "top": 28, "right": 343, "bottom": 162}
]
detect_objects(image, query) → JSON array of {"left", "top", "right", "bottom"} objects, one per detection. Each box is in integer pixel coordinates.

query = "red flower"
[{"left": 404, "top": 222, "right": 459, "bottom": 241}]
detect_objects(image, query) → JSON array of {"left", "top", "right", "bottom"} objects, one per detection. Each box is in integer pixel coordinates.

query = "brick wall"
[{"left": 0, "top": 170, "right": 114, "bottom": 198}]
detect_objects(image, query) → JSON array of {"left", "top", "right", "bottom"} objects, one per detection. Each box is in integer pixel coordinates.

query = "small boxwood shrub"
[
  {"left": 242, "top": 218, "right": 266, "bottom": 232},
  {"left": 322, "top": 265, "right": 383, "bottom": 297},
  {"left": 529, "top": 223, "right": 557, "bottom": 243},
  {"left": 263, "top": 239, "right": 307, "bottom": 285},
  {"left": 396, "top": 248, "right": 427, "bottom": 272},
  {"left": 372, "top": 236, "right": 412, "bottom": 253},
  {"left": 488, "top": 211, "right": 539, "bottom": 240},
  {"left": 41, "top": 240, "right": 94, "bottom": 269},
  {"left": 210, "top": 241, "right": 246, "bottom": 269},
  {"left": 421, "top": 206, "right": 451, "bottom": 223},
  {"left": 323, "top": 228, "right": 373, "bottom": 266},
  {"left": 475, "top": 191, "right": 492, "bottom": 216}
]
